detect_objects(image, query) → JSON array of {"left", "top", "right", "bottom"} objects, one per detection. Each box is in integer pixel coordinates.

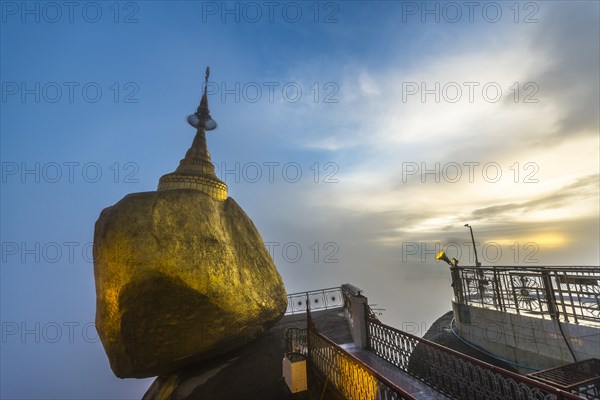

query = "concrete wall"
[{"left": 452, "top": 301, "right": 600, "bottom": 373}]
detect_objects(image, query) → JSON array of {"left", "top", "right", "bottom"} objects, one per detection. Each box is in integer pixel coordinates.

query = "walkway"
[{"left": 340, "top": 343, "right": 450, "bottom": 399}]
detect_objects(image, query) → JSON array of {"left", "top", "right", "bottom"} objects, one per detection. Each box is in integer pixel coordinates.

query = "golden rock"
[{"left": 93, "top": 68, "right": 287, "bottom": 378}]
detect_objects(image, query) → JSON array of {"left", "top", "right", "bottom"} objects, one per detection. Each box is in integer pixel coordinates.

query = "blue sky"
[{"left": 1, "top": 1, "right": 599, "bottom": 398}]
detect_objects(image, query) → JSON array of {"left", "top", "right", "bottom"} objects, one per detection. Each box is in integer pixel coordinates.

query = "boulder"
[{"left": 93, "top": 189, "right": 287, "bottom": 378}]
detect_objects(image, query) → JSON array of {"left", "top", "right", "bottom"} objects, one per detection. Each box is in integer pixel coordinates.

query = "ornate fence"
[
  {"left": 449, "top": 266, "right": 600, "bottom": 324},
  {"left": 366, "top": 315, "right": 581, "bottom": 400},
  {"left": 285, "top": 287, "right": 344, "bottom": 315},
  {"left": 306, "top": 307, "right": 418, "bottom": 400},
  {"left": 285, "top": 327, "right": 307, "bottom": 356}
]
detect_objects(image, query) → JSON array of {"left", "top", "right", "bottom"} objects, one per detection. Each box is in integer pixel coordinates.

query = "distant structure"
[
  {"left": 447, "top": 264, "right": 600, "bottom": 370},
  {"left": 93, "top": 67, "right": 287, "bottom": 378},
  {"left": 436, "top": 227, "right": 599, "bottom": 373}
]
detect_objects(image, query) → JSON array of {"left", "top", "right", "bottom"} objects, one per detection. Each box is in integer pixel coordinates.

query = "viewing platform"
[{"left": 448, "top": 265, "right": 600, "bottom": 373}]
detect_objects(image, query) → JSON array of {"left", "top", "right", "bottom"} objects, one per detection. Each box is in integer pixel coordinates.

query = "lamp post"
[{"left": 464, "top": 223, "right": 481, "bottom": 267}]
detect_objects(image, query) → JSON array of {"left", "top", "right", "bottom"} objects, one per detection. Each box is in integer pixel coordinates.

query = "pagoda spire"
[{"left": 157, "top": 67, "right": 228, "bottom": 200}]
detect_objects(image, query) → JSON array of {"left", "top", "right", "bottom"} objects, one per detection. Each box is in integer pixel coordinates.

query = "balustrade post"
[
  {"left": 351, "top": 294, "right": 369, "bottom": 349},
  {"left": 450, "top": 266, "right": 464, "bottom": 303},
  {"left": 493, "top": 267, "right": 504, "bottom": 311},
  {"left": 542, "top": 271, "right": 559, "bottom": 321}
]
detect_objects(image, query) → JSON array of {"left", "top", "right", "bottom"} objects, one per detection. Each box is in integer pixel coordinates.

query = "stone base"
[{"left": 283, "top": 354, "right": 307, "bottom": 393}]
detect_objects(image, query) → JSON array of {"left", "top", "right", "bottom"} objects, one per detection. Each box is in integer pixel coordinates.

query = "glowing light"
[{"left": 491, "top": 234, "right": 567, "bottom": 249}]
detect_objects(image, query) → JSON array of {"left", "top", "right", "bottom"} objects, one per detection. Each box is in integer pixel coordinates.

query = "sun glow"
[{"left": 491, "top": 234, "right": 568, "bottom": 249}]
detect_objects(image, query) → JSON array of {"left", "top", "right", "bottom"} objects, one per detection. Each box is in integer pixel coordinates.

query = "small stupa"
[
  {"left": 93, "top": 67, "right": 288, "bottom": 378},
  {"left": 157, "top": 67, "right": 228, "bottom": 199}
]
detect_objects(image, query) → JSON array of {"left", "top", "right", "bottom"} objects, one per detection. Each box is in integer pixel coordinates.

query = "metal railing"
[
  {"left": 306, "top": 305, "right": 418, "bottom": 400},
  {"left": 450, "top": 266, "right": 600, "bottom": 324},
  {"left": 285, "top": 286, "right": 344, "bottom": 315},
  {"left": 529, "top": 359, "right": 600, "bottom": 400},
  {"left": 366, "top": 313, "right": 581, "bottom": 400},
  {"left": 285, "top": 327, "right": 307, "bottom": 356}
]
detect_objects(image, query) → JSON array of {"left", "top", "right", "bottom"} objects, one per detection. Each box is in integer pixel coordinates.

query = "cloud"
[
  {"left": 233, "top": 1, "right": 600, "bottom": 279},
  {"left": 471, "top": 174, "right": 600, "bottom": 220},
  {"left": 527, "top": 2, "right": 600, "bottom": 140}
]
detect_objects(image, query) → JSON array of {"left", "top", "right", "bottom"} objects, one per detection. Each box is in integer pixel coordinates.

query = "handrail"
[
  {"left": 285, "top": 286, "right": 344, "bottom": 315},
  {"left": 453, "top": 266, "right": 599, "bottom": 272},
  {"left": 284, "top": 327, "right": 307, "bottom": 356},
  {"left": 449, "top": 265, "right": 600, "bottom": 324},
  {"left": 366, "top": 315, "right": 581, "bottom": 399},
  {"left": 306, "top": 305, "right": 419, "bottom": 400}
]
